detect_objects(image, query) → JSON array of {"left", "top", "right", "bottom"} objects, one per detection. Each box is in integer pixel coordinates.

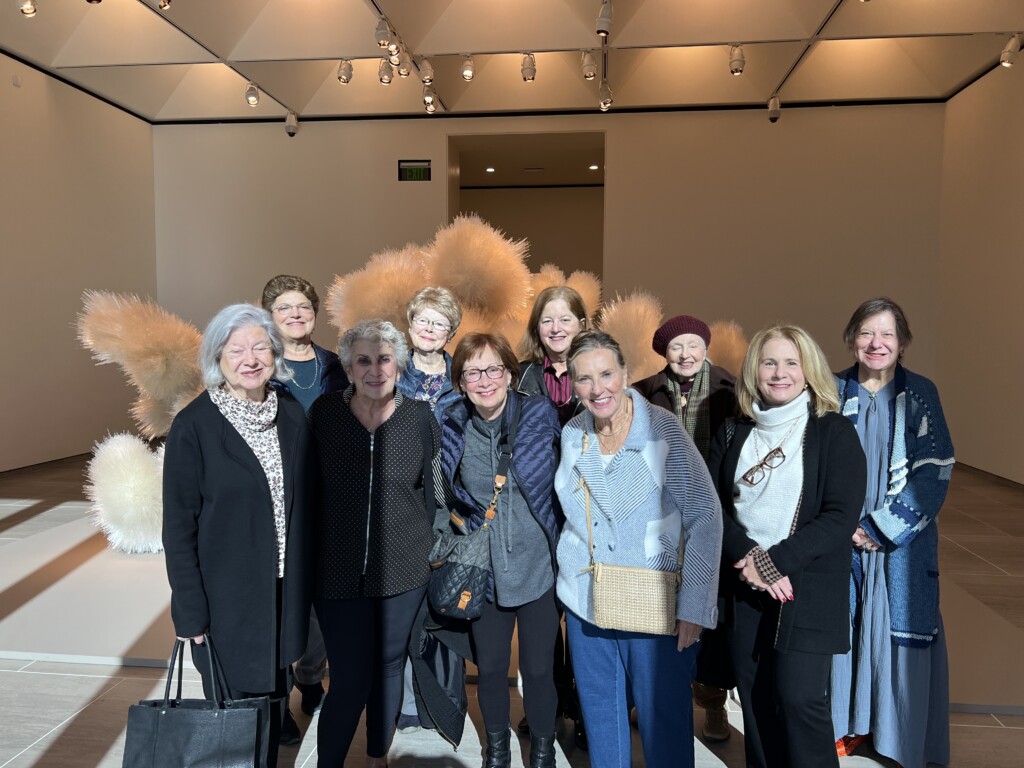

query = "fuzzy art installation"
[{"left": 76, "top": 215, "right": 744, "bottom": 553}]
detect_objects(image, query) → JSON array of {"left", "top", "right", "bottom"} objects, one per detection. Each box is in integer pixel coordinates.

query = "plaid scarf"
[{"left": 666, "top": 360, "right": 712, "bottom": 460}]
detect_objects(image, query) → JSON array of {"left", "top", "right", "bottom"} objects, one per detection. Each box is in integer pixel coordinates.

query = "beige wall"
[
  {"left": 459, "top": 186, "right": 604, "bottom": 279},
  {"left": 938, "top": 65, "right": 1024, "bottom": 483},
  {"left": 154, "top": 107, "right": 944, "bottom": 379},
  {"left": 0, "top": 53, "right": 155, "bottom": 473}
]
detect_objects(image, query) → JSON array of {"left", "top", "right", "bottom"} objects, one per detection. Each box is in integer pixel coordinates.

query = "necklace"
[
  {"left": 596, "top": 398, "right": 633, "bottom": 440},
  {"left": 288, "top": 352, "right": 320, "bottom": 390},
  {"left": 751, "top": 417, "right": 801, "bottom": 458}
]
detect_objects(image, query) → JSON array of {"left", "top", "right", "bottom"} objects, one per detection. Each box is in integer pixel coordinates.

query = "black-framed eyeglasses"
[
  {"left": 461, "top": 365, "right": 506, "bottom": 383},
  {"left": 741, "top": 447, "right": 786, "bottom": 486}
]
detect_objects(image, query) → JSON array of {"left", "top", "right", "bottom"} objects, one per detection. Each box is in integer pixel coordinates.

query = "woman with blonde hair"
[{"left": 707, "top": 325, "right": 866, "bottom": 768}]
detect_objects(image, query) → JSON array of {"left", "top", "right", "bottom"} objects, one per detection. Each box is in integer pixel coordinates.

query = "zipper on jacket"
[{"left": 363, "top": 432, "right": 375, "bottom": 575}]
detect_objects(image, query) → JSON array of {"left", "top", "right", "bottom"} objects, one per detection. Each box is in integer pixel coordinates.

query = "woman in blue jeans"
[{"left": 555, "top": 331, "right": 723, "bottom": 768}]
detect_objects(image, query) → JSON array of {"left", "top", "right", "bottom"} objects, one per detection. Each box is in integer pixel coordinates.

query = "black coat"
[
  {"left": 707, "top": 409, "right": 866, "bottom": 654},
  {"left": 163, "top": 390, "right": 315, "bottom": 693},
  {"left": 516, "top": 359, "right": 585, "bottom": 425},
  {"left": 632, "top": 363, "right": 737, "bottom": 446}
]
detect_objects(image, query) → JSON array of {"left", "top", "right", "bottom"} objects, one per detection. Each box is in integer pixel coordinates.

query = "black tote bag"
[{"left": 122, "top": 635, "right": 270, "bottom": 768}]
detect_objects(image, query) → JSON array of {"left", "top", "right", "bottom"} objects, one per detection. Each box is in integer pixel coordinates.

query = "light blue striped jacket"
[{"left": 555, "top": 390, "right": 722, "bottom": 629}]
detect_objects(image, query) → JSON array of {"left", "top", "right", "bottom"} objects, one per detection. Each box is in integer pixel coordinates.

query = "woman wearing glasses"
[
  {"left": 707, "top": 325, "right": 866, "bottom": 768},
  {"left": 260, "top": 275, "right": 347, "bottom": 740},
  {"left": 261, "top": 275, "right": 348, "bottom": 414},
  {"left": 397, "top": 286, "right": 464, "bottom": 422},
  {"left": 437, "top": 333, "right": 562, "bottom": 768}
]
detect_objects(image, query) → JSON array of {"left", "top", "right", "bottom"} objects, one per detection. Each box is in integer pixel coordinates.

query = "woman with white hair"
[
  {"left": 308, "top": 319, "right": 441, "bottom": 768},
  {"left": 163, "top": 303, "right": 316, "bottom": 768}
]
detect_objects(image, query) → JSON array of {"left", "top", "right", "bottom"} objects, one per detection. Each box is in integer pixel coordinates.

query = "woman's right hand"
[
  {"left": 852, "top": 527, "right": 881, "bottom": 552},
  {"left": 177, "top": 634, "right": 205, "bottom": 644}
]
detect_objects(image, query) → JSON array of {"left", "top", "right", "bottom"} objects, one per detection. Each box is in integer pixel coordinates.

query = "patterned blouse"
[{"left": 208, "top": 386, "right": 287, "bottom": 577}]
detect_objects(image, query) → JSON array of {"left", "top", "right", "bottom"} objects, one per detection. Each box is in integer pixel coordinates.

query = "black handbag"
[
  {"left": 427, "top": 399, "right": 519, "bottom": 620},
  {"left": 122, "top": 635, "right": 270, "bottom": 768}
]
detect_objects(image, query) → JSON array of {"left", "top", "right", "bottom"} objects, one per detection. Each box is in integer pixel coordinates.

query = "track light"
[
  {"left": 87, "top": 0, "right": 102, "bottom": 4},
  {"left": 245, "top": 81, "right": 259, "bottom": 107},
  {"left": 375, "top": 18, "right": 390, "bottom": 48},
  {"left": 581, "top": 51, "right": 597, "bottom": 81},
  {"left": 20, "top": 1, "right": 36, "bottom": 17},
  {"left": 422, "top": 84, "right": 436, "bottom": 106},
  {"left": 388, "top": 48, "right": 401, "bottom": 66},
  {"left": 337, "top": 59, "right": 353, "bottom": 84},
  {"left": 768, "top": 96, "right": 781, "bottom": 123},
  {"left": 284, "top": 111, "right": 298, "bottom": 138},
  {"left": 398, "top": 50, "right": 412, "bottom": 78},
  {"left": 158, "top": 0, "right": 170, "bottom": 8},
  {"left": 521, "top": 53, "right": 536, "bottom": 82},
  {"left": 378, "top": 59, "right": 393, "bottom": 85},
  {"left": 425, "top": 101, "right": 437, "bottom": 114},
  {"left": 418, "top": 57, "right": 434, "bottom": 85},
  {"left": 598, "top": 80, "right": 613, "bottom": 111},
  {"left": 1000, "top": 34, "right": 1021, "bottom": 68},
  {"left": 596, "top": 1, "right": 612, "bottom": 38},
  {"left": 729, "top": 45, "right": 745, "bottom": 76},
  {"left": 462, "top": 55, "right": 475, "bottom": 82}
]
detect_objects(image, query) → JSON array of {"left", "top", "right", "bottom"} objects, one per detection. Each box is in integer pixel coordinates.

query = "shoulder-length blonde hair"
[{"left": 737, "top": 324, "right": 839, "bottom": 419}]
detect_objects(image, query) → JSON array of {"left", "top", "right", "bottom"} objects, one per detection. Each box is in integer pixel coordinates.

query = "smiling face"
[
  {"left": 270, "top": 290, "right": 316, "bottom": 347},
  {"left": 757, "top": 336, "right": 806, "bottom": 407},
  {"left": 537, "top": 298, "right": 584, "bottom": 361},
  {"left": 408, "top": 305, "right": 452, "bottom": 355},
  {"left": 572, "top": 347, "right": 628, "bottom": 425},
  {"left": 853, "top": 310, "right": 901, "bottom": 376},
  {"left": 346, "top": 339, "right": 399, "bottom": 402},
  {"left": 460, "top": 346, "right": 512, "bottom": 421},
  {"left": 665, "top": 333, "right": 707, "bottom": 379},
  {"left": 220, "top": 325, "right": 275, "bottom": 401}
]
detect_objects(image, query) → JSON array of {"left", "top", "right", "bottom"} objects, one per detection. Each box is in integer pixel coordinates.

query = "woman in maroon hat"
[{"left": 633, "top": 314, "right": 738, "bottom": 744}]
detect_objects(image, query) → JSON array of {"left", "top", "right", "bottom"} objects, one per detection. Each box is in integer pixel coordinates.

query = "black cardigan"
[
  {"left": 309, "top": 392, "right": 441, "bottom": 600},
  {"left": 707, "top": 409, "right": 866, "bottom": 654},
  {"left": 163, "top": 390, "right": 315, "bottom": 693}
]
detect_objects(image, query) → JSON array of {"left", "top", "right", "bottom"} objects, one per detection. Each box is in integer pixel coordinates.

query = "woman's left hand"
[
  {"left": 852, "top": 527, "right": 881, "bottom": 552},
  {"left": 675, "top": 620, "right": 702, "bottom": 651}
]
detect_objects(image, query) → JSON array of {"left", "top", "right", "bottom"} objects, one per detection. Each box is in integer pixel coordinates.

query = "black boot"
[
  {"left": 483, "top": 727, "right": 511, "bottom": 768},
  {"left": 529, "top": 733, "right": 556, "bottom": 768}
]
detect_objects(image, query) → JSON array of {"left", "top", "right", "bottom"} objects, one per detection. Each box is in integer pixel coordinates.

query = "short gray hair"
[
  {"left": 339, "top": 319, "right": 409, "bottom": 373},
  {"left": 200, "top": 304, "right": 291, "bottom": 389}
]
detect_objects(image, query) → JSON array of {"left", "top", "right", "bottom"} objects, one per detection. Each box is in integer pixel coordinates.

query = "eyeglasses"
[
  {"left": 461, "top": 365, "right": 506, "bottom": 383},
  {"left": 272, "top": 303, "right": 314, "bottom": 316},
  {"left": 412, "top": 316, "right": 451, "bottom": 333},
  {"left": 741, "top": 447, "right": 786, "bottom": 486}
]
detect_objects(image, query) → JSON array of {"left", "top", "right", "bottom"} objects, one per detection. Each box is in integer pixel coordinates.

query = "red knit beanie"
[{"left": 652, "top": 315, "right": 711, "bottom": 356}]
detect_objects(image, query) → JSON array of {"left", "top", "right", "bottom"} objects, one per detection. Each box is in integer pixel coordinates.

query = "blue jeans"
[{"left": 566, "top": 611, "right": 698, "bottom": 768}]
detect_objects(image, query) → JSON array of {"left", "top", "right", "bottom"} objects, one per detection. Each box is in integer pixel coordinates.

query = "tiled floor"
[{"left": 0, "top": 457, "right": 1022, "bottom": 767}]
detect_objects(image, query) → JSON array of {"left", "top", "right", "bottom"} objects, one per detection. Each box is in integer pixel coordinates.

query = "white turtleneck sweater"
[{"left": 733, "top": 390, "right": 810, "bottom": 550}]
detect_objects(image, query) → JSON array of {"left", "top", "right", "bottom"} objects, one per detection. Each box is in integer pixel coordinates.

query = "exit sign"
[{"left": 398, "top": 160, "right": 431, "bottom": 181}]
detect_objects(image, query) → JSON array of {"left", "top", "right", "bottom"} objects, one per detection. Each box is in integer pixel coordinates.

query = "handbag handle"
[{"left": 161, "top": 634, "right": 228, "bottom": 708}]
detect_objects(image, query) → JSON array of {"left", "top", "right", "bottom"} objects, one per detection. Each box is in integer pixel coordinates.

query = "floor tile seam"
[
  {"left": 0, "top": 677, "right": 129, "bottom": 768},
  {"left": 950, "top": 722, "right": 1024, "bottom": 730},
  {"left": 941, "top": 535, "right": 1013, "bottom": 577},
  {"left": 945, "top": 509, "right": 1010, "bottom": 535},
  {"left": 991, "top": 715, "right": 1024, "bottom": 728},
  {"left": 0, "top": 668, "right": 151, "bottom": 681}
]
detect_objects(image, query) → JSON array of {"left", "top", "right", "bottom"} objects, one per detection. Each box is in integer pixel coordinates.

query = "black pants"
[
  {"left": 727, "top": 594, "right": 838, "bottom": 768},
  {"left": 315, "top": 585, "right": 426, "bottom": 766},
  {"left": 191, "top": 640, "right": 289, "bottom": 768},
  {"left": 470, "top": 585, "right": 560, "bottom": 735}
]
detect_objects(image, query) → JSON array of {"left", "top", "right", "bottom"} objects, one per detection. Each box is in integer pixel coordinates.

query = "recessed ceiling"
[{"left": 0, "top": 0, "right": 1020, "bottom": 122}]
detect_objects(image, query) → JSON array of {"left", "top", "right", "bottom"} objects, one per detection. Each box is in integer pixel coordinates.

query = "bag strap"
[
  {"left": 163, "top": 634, "right": 226, "bottom": 708},
  {"left": 481, "top": 396, "right": 520, "bottom": 526}
]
